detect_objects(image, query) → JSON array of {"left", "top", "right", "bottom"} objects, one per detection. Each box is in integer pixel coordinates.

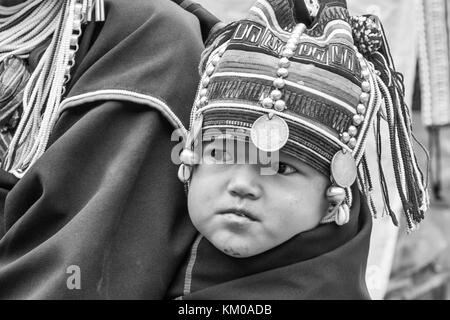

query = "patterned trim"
[
  {"left": 209, "top": 73, "right": 357, "bottom": 114},
  {"left": 183, "top": 234, "right": 203, "bottom": 296},
  {"left": 198, "top": 102, "right": 351, "bottom": 151},
  {"left": 58, "top": 89, "right": 188, "bottom": 135},
  {"left": 228, "top": 21, "right": 361, "bottom": 84},
  {"left": 282, "top": 141, "right": 333, "bottom": 175},
  {"left": 206, "top": 77, "right": 353, "bottom": 133}
]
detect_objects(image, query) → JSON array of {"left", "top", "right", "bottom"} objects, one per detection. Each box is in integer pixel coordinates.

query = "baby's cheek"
[
  {"left": 285, "top": 193, "right": 306, "bottom": 210},
  {"left": 279, "top": 195, "right": 305, "bottom": 220},
  {"left": 283, "top": 193, "right": 324, "bottom": 226}
]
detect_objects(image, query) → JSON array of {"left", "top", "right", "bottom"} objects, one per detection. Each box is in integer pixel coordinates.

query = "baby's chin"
[
  {"left": 209, "top": 234, "right": 270, "bottom": 258},
  {"left": 220, "top": 245, "right": 254, "bottom": 258}
]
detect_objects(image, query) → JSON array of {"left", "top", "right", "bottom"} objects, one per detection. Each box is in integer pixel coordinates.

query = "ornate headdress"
[{"left": 178, "top": 0, "right": 428, "bottom": 232}]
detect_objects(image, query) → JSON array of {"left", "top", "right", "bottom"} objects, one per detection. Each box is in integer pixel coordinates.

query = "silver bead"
[
  {"left": 70, "top": 35, "right": 79, "bottom": 47},
  {"left": 287, "top": 37, "right": 299, "bottom": 46},
  {"left": 353, "top": 114, "right": 364, "bottom": 126},
  {"left": 200, "top": 89, "right": 208, "bottom": 97},
  {"left": 279, "top": 57, "right": 291, "bottom": 68},
  {"left": 180, "top": 149, "right": 198, "bottom": 166},
  {"left": 206, "top": 65, "right": 215, "bottom": 76},
  {"left": 348, "top": 126, "right": 358, "bottom": 137},
  {"left": 67, "top": 50, "right": 76, "bottom": 62},
  {"left": 362, "top": 69, "right": 370, "bottom": 80},
  {"left": 211, "top": 55, "right": 221, "bottom": 66},
  {"left": 65, "top": 64, "right": 72, "bottom": 75},
  {"left": 274, "top": 100, "right": 286, "bottom": 111},
  {"left": 273, "top": 78, "right": 286, "bottom": 89},
  {"left": 360, "top": 92, "right": 370, "bottom": 104},
  {"left": 341, "top": 132, "right": 350, "bottom": 143},
  {"left": 348, "top": 138, "right": 357, "bottom": 149},
  {"left": 357, "top": 104, "right": 366, "bottom": 115},
  {"left": 262, "top": 97, "right": 274, "bottom": 109},
  {"left": 326, "top": 186, "right": 346, "bottom": 198},
  {"left": 74, "top": 4, "right": 83, "bottom": 21},
  {"left": 218, "top": 46, "right": 227, "bottom": 56},
  {"left": 202, "top": 77, "right": 210, "bottom": 87},
  {"left": 282, "top": 49, "right": 294, "bottom": 58},
  {"left": 277, "top": 68, "right": 289, "bottom": 78},
  {"left": 326, "top": 186, "right": 346, "bottom": 203},
  {"left": 293, "top": 24, "right": 306, "bottom": 35},
  {"left": 270, "top": 89, "right": 283, "bottom": 101},
  {"left": 361, "top": 81, "right": 371, "bottom": 92},
  {"left": 73, "top": 19, "right": 82, "bottom": 31},
  {"left": 199, "top": 96, "right": 208, "bottom": 106},
  {"left": 285, "top": 42, "right": 297, "bottom": 52}
]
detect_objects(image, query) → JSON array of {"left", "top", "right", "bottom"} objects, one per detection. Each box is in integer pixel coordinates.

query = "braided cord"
[
  {"left": 1, "top": 0, "right": 84, "bottom": 177},
  {"left": 0, "top": 1, "right": 62, "bottom": 60}
]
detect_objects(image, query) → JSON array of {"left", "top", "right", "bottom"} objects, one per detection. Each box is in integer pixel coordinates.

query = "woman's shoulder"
[
  {"left": 106, "top": 0, "right": 200, "bottom": 34},
  {"left": 63, "top": 0, "right": 204, "bottom": 128}
]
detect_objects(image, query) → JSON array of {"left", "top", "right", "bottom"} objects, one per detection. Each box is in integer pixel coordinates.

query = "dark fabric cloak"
[
  {"left": 168, "top": 189, "right": 372, "bottom": 300},
  {"left": 0, "top": 0, "right": 203, "bottom": 299}
]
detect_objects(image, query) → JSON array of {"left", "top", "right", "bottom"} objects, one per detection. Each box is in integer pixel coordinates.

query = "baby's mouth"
[{"left": 218, "top": 208, "right": 258, "bottom": 221}]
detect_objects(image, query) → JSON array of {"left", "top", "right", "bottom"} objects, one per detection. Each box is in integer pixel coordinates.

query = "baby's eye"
[
  {"left": 277, "top": 162, "right": 297, "bottom": 175},
  {"left": 210, "top": 148, "right": 233, "bottom": 163}
]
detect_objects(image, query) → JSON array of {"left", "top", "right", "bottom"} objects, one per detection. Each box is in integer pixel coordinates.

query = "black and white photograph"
[{"left": 0, "top": 0, "right": 449, "bottom": 306}]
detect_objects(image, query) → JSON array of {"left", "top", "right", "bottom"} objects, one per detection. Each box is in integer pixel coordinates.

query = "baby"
[
  {"left": 186, "top": 133, "right": 332, "bottom": 258},
  {"left": 173, "top": 0, "right": 428, "bottom": 299}
]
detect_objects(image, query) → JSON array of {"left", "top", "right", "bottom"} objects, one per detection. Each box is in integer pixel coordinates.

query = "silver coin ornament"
[
  {"left": 331, "top": 150, "right": 357, "bottom": 188},
  {"left": 250, "top": 114, "right": 289, "bottom": 152}
]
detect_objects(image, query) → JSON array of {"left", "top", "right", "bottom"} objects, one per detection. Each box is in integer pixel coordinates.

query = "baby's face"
[{"left": 187, "top": 139, "right": 329, "bottom": 258}]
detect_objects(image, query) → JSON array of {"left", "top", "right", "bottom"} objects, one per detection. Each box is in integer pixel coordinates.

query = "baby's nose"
[{"left": 226, "top": 165, "right": 262, "bottom": 200}]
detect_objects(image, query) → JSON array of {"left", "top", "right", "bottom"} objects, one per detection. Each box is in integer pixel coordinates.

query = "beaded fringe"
[
  {"left": 357, "top": 21, "right": 429, "bottom": 232},
  {"left": 0, "top": 0, "right": 85, "bottom": 177}
]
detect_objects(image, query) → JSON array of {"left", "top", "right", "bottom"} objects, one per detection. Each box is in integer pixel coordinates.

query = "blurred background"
[{"left": 195, "top": 0, "right": 450, "bottom": 300}]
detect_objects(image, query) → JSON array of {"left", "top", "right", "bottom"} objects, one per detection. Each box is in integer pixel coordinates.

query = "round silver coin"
[
  {"left": 331, "top": 150, "right": 357, "bottom": 188},
  {"left": 250, "top": 115, "right": 289, "bottom": 152}
]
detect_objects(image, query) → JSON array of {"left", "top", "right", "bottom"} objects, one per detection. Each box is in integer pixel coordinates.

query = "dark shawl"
[
  {"left": 168, "top": 189, "right": 372, "bottom": 300},
  {"left": 0, "top": 0, "right": 203, "bottom": 299}
]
